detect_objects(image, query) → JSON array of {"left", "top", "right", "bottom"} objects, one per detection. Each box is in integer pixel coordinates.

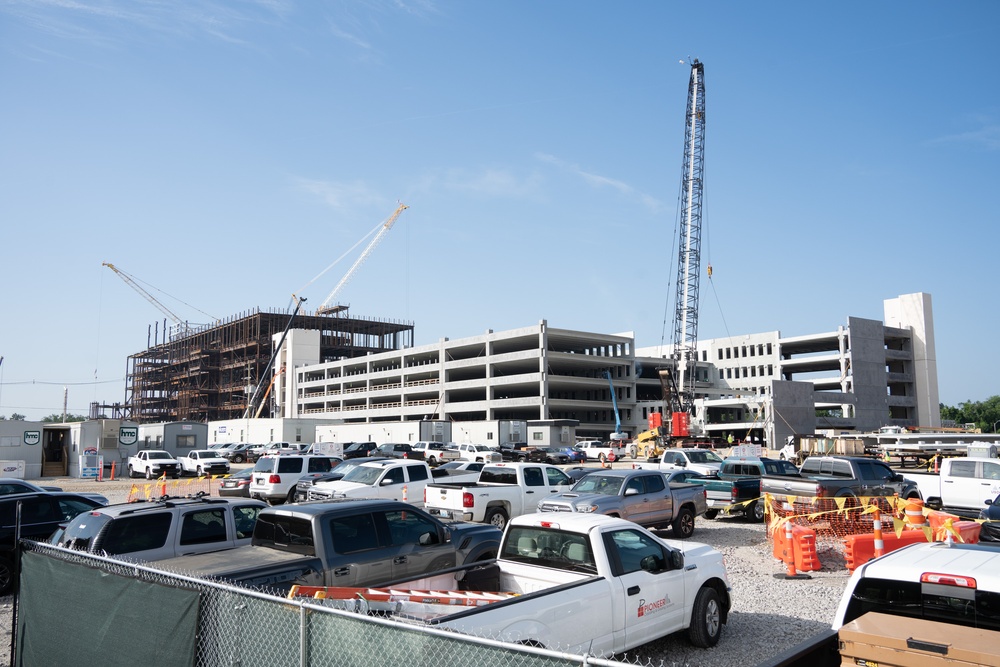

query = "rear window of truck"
[
  {"left": 253, "top": 515, "right": 315, "bottom": 555},
  {"left": 844, "top": 576, "right": 1000, "bottom": 630}
]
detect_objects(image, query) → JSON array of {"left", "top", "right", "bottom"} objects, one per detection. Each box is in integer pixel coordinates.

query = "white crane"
[
  {"left": 315, "top": 203, "right": 409, "bottom": 315},
  {"left": 103, "top": 262, "right": 216, "bottom": 337}
]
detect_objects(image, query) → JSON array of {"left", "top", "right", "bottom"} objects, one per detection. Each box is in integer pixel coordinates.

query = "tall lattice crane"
[
  {"left": 316, "top": 203, "right": 409, "bottom": 315},
  {"left": 669, "top": 59, "right": 706, "bottom": 418}
]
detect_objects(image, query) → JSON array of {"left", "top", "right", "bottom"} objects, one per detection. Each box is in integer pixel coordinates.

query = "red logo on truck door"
[{"left": 637, "top": 597, "right": 668, "bottom": 617}]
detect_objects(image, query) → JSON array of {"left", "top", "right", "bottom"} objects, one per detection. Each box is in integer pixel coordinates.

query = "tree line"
[{"left": 940, "top": 395, "right": 1000, "bottom": 433}]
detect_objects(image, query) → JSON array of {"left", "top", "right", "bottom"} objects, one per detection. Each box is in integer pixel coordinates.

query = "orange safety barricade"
[
  {"left": 844, "top": 530, "right": 929, "bottom": 571},
  {"left": 771, "top": 523, "right": 821, "bottom": 573}
]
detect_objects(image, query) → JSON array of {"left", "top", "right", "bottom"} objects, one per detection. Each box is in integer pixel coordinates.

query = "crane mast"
[
  {"left": 670, "top": 59, "right": 706, "bottom": 415},
  {"left": 316, "top": 203, "right": 409, "bottom": 315}
]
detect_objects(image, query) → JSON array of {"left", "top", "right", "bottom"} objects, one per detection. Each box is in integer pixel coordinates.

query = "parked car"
[
  {"left": 127, "top": 450, "right": 182, "bottom": 480},
  {"left": 979, "top": 493, "right": 1000, "bottom": 541},
  {"left": 152, "top": 499, "right": 502, "bottom": 592},
  {"left": 52, "top": 496, "right": 265, "bottom": 564},
  {"left": 341, "top": 442, "right": 378, "bottom": 459},
  {"left": 0, "top": 492, "right": 105, "bottom": 593},
  {"left": 219, "top": 468, "right": 254, "bottom": 497},
  {"left": 411, "top": 442, "right": 460, "bottom": 466},
  {"left": 560, "top": 446, "right": 588, "bottom": 463},
  {"left": 526, "top": 447, "right": 570, "bottom": 465},
  {"left": 251, "top": 454, "right": 339, "bottom": 505},
  {"left": 177, "top": 450, "right": 231, "bottom": 477},
  {"left": 454, "top": 443, "right": 502, "bottom": 464},
  {"left": 564, "top": 467, "right": 600, "bottom": 483},
  {"left": 293, "top": 457, "right": 381, "bottom": 502},
  {"left": 220, "top": 443, "right": 255, "bottom": 464},
  {"left": 373, "top": 443, "right": 424, "bottom": 460},
  {"left": 537, "top": 468, "right": 708, "bottom": 538},
  {"left": 0, "top": 478, "right": 108, "bottom": 505}
]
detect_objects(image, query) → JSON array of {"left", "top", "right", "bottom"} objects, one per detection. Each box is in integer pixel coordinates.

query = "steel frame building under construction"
[{"left": 125, "top": 308, "right": 414, "bottom": 424}]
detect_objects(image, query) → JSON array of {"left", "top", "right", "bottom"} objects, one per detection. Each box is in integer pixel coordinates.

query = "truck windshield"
[
  {"left": 341, "top": 466, "right": 386, "bottom": 485},
  {"left": 147, "top": 452, "right": 173, "bottom": 460},
  {"left": 572, "top": 475, "right": 624, "bottom": 496},
  {"left": 687, "top": 451, "right": 723, "bottom": 464},
  {"left": 501, "top": 525, "right": 597, "bottom": 574}
]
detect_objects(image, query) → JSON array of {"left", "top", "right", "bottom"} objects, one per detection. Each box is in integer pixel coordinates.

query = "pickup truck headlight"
[{"left": 575, "top": 504, "right": 599, "bottom": 513}]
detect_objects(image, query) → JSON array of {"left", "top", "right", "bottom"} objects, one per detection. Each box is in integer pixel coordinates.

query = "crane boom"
[
  {"left": 103, "top": 262, "right": 186, "bottom": 325},
  {"left": 316, "top": 203, "right": 409, "bottom": 315},
  {"left": 670, "top": 59, "right": 706, "bottom": 414}
]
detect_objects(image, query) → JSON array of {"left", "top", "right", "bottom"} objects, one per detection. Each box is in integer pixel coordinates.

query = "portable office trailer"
[{"left": 137, "top": 422, "right": 208, "bottom": 458}]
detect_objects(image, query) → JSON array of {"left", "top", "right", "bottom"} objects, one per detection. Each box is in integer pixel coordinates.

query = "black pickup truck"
[
  {"left": 153, "top": 498, "right": 501, "bottom": 592},
  {"left": 690, "top": 457, "right": 799, "bottom": 522}
]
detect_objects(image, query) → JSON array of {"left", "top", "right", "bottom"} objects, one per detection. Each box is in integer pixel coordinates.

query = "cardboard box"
[{"left": 838, "top": 612, "right": 1000, "bottom": 666}]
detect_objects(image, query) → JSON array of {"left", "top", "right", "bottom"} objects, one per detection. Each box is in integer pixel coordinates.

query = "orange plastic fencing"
[{"left": 125, "top": 475, "right": 220, "bottom": 503}]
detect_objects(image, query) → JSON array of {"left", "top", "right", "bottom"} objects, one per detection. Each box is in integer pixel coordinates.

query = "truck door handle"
[
  {"left": 525, "top": 490, "right": 534, "bottom": 494},
  {"left": 333, "top": 568, "right": 350, "bottom": 577},
  {"left": 393, "top": 556, "right": 407, "bottom": 564},
  {"left": 627, "top": 586, "right": 640, "bottom": 596}
]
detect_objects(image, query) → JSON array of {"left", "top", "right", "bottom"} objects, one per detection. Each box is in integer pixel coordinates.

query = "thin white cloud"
[
  {"left": 293, "top": 177, "right": 384, "bottom": 209},
  {"left": 535, "top": 152, "right": 663, "bottom": 212},
  {"left": 413, "top": 167, "right": 543, "bottom": 199},
  {"left": 931, "top": 121, "right": 1000, "bottom": 151}
]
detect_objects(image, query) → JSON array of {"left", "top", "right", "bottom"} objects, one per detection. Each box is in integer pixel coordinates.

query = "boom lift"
[
  {"left": 603, "top": 370, "right": 627, "bottom": 441},
  {"left": 316, "top": 203, "right": 408, "bottom": 315}
]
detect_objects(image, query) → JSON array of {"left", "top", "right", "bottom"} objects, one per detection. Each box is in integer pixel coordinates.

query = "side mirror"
[
  {"left": 380, "top": 478, "right": 395, "bottom": 486},
  {"left": 986, "top": 499, "right": 994, "bottom": 506},
  {"left": 624, "top": 488, "right": 639, "bottom": 496},
  {"left": 418, "top": 532, "right": 439, "bottom": 546},
  {"left": 670, "top": 549, "right": 684, "bottom": 570},
  {"left": 640, "top": 554, "right": 664, "bottom": 573}
]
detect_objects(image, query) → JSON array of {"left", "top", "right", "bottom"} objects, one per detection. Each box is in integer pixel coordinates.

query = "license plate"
[
  {"left": 223, "top": 481, "right": 237, "bottom": 488},
  {"left": 429, "top": 509, "right": 450, "bottom": 518},
  {"left": 255, "top": 479, "right": 264, "bottom": 485}
]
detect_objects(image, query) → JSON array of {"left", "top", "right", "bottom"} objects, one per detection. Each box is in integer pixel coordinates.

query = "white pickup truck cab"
[
  {"left": 639, "top": 449, "right": 724, "bottom": 476},
  {"left": 903, "top": 456, "right": 1000, "bottom": 515},
  {"left": 423, "top": 462, "right": 574, "bottom": 530},
  {"left": 177, "top": 450, "right": 231, "bottom": 477},
  {"left": 307, "top": 460, "right": 433, "bottom": 507}
]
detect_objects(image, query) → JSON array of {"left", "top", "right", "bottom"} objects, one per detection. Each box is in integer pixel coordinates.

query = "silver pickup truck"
[{"left": 536, "top": 468, "right": 708, "bottom": 538}]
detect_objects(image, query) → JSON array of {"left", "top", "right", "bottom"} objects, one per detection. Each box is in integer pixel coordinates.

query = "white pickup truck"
[
  {"left": 127, "top": 450, "right": 181, "bottom": 479},
  {"left": 423, "top": 462, "right": 574, "bottom": 530},
  {"left": 176, "top": 450, "right": 231, "bottom": 477},
  {"left": 902, "top": 456, "right": 1000, "bottom": 515},
  {"left": 291, "top": 512, "right": 732, "bottom": 655},
  {"left": 634, "top": 448, "right": 725, "bottom": 476},
  {"left": 307, "top": 460, "right": 435, "bottom": 507},
  {"left": 575, "top": 440, "right": 628, "bottom": 463}
]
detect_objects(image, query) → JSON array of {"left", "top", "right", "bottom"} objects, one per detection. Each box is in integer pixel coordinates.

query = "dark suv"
[
  {"left": 374, "top": 443, "right": 424, "bottom": 460},
  {"left": 342, "top": 442, "right": 378, "bottom": 459},
  {"left": 0, "top": 492, "right": 104, "bottom": 593}
]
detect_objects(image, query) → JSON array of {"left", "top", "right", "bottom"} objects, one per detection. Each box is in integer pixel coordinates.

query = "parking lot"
[{"left": 0, "top": 463, "right": 850, "bottom": 667}]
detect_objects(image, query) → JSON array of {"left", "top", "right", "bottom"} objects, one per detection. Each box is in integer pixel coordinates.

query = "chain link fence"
[{"left": 16, "top": 541, "right": 649, "bottom": 667}]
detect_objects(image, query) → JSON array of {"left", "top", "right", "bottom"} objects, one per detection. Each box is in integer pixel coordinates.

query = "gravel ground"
[{"left": 0, "top": 468, "right": 851, "bottom": 667}]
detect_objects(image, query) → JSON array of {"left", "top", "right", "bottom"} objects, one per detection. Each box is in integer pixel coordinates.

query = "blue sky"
[{"left": 1, "top": 1, "right": 997, "bottom": 421}]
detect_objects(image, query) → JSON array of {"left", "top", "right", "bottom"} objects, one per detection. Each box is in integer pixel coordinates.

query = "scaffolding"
[{"left": 125, "top": 307, "right": 414, "bottom": 423}]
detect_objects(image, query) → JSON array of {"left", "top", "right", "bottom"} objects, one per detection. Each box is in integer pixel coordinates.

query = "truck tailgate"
[{"left": 424, "top": 484, "right": 470, "bottom": 517}]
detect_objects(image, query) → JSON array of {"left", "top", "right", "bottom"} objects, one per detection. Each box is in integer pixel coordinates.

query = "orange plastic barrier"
[
  {"left": 844, "top": 530, "right": 928, "bottom": 571},
  {"left": 771, "top": 523, "right": 821, "bottom": 573},
  {"left": 926, "top": 509, "right": 961, "bottom": 532}
]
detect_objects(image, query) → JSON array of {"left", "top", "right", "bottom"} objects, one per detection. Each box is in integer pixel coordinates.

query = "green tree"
[
  {"left": 10, "top": 413, "right": 26, "bottom": 421},
  {"left": 41, "top": 414, "right": 88, "bottom": 423},
  {"left": 939, "top": 396, "right": 1000, "bottom": 432}
]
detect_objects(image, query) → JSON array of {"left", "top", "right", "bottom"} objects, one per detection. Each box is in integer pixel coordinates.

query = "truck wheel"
[
  {"left": 233, "top": 454, "right": 245, "bottom": 463},
  {"left": 128, "top": 465, "right": 136, "bottom": 479},
  {"left": 746, "top": 500, "right": 765, "bottom": 523},
  {"left": 145, "top": 467, "right": 153, "bottom": 480},
  {"left": 517, "top": 455, "right": 527, "bottom": 462},
  {"left": 629, "top": 445, "right": 637, "bottom": 459},
  {"left": 688, "top": 586, "right": 723, "bottom": 648},
  {"left": 704, "top": 509, "right": 719, "bottom": 520},
  {"left": 428, "top": 456, "right": 438, "bottom": 466},
  {"left": 287, "top": 488, "right": 297, "bottom": 504},
  {"left": 672, "top": 507, "right": 696, "bottom": 539},
  {"left": 485, "top": 507, "right": 509, "bottom": 531}
]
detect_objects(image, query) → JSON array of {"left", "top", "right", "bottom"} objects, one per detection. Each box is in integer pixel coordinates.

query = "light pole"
[{"left": 993, "top": 420, "right": 1000, "bottom": 434}]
